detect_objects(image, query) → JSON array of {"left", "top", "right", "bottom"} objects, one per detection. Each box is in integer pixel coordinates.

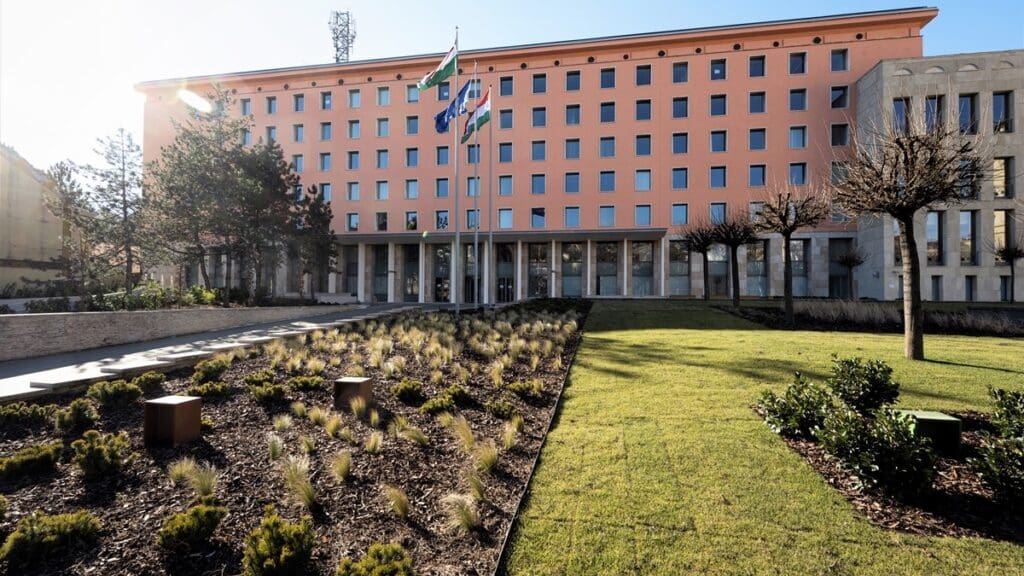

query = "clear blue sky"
[{"left": 1, "top": 0, "right": 1021, "bottom": 170}]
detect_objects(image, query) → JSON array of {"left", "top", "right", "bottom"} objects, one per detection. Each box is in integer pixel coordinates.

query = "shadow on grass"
[{"left": 923, "top": 358, "right": 1024, "bottom": 375}]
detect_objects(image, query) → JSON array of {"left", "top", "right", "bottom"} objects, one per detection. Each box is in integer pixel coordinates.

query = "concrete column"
[
  {"left": 658, "top": 236, "right": 668, "bottom": 297},
  {"left": 356, "top": 243, "right": 367, "bottom": 303},
  {"left": 482, "top": 240, "right": 491, "bottom": 305},
  {"left": 387, "top": 243, "right": 396, "bottom": 303},
  {"left": 550, "top": 239, "right": 558, "bottom": 298},
  {"left": 586, "top": 239, "right": 593, "bottom": 296},
  {"left": 275, "top": 256, "right": 288, "bottom": 296},
  {"left": 516, "top": 240, "right": 524, "bottom": 300},
  {"left": 418, "top": 242, "right": 426, "bottom": 303},
  {"left": 449, "top": 240, "right": 458, "bottom": 304},
  {"left": 622, "top": 239, "right": 630, "bottom": 296}
]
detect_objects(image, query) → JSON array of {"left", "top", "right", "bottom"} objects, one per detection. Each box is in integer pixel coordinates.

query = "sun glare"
[{"left": 176, "top": 88, "right": 212, "bottom": 113}]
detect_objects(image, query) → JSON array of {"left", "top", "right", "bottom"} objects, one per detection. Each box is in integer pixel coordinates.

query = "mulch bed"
[
  {"left": 755, "top": 407, "right": 1024, "bottom": 542},
  {"left": 0, "top": 300, "right": 590, "bottom": 575}
]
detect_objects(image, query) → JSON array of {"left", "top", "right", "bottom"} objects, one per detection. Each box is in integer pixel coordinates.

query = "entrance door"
[
  {"left": 496, "top": 243, "right": 515, "bottom": 302},
  {"left": 403, "top": 246, "right": 419, "bottom": 302},
  {"left": 432, "top": 244, "right": 450, "bottom": 302},
  {"left": 527, "top": 243, "right": 550, "bottom": 298}
]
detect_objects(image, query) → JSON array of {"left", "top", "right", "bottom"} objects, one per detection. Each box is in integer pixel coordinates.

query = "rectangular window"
[
  {"left": 635, "top": 135, "right": 651, "bottom": 156},
  {"left": 319, "top": 183, "right": 332, "bottom": 202},
  {"left": 831, "top": 49, "right": 848, "bottom": 72},
  {"left": 831, "top": 86, "right": 849, "bottom": 108},
  {"left": 499, "top": 142, "right": 513, "bottom": 162},
  {"left": 266, "top": 126, "right": 277, "bottom": 142},
  {"left": 565, "top": 104, "right": 581, "bottom": 125},
  {"left": 790, "top": 89, "right": 807, "bottom": 111},
  {"left": 293, "top": 124, "right": 304, "bottom": 142},
  {"left": 319, "top": 152, "right": 332, "bottom": 171},
  {"left": 346, "top": 182, "right": 359, "bottom": 201},
  {"left": 599, "top": 206, "right": 615, "bottom": 227},
  {"left": 436, "top": 146, "right": 449, "bottom": 166},
  {"left": 672, "top": 132, "right": 688, "bottom": 154},
  {"left": 241, "top": 128, "right": 251, "bottom": 145},
  {"left": 749, "top": 202, "right": 765, "bottom": 223},
  {"left": 994, "top": 157, "right": 1014, "bottom": 198},
  {"left": 498, "top": 109, "right": 513, "bottom": 129},
  {"left": 672, "top": 167, "right": 688, "bottom": 190},
  {"left": 438, "top": 82, "right": 450, "bottom": 101},
  {"left": 499, "top": 175, "right": 513, "bottom": 196},
  {"left": 531, "top": 207, "right": 546, "bottom": 229},
  {"left": 710, "top": 59, "right": 726, "bottom": 80},
  {"left": 831, "top": 123, "right": 849, "bottom": 146},
  {"left": 320, "top": 122, "right": 332, "bottom": 140},
  {"left": 710, "top": 166, "right": 727, "bottom": 188},
  {"left": 466, "top": 209, "right": 479, "bottom": 230},
  {"left": 635, "top": 169, "right": 652, "bottom": 192},
  {"left": 346, "top": 151, "right": 359, "bottom": 169},
  {"left": 377, "top": 86, "right": 390, "bottom": 106},
  {"left": 993, "top": 91, "right": 1014, "bottom": 133},
  {"left": 240, "top": 98, "right": 252, "bottom": 116},
  {"left": 293, "top": 93, "right": 304, "bottom": 112},
  {"left": 405, "top": 148, "right": 418, "bottom": 167},
  {"left": 710, "top": 202, "right": 727, "bottom": 224},
  {"left": 565, "top": 138, "right": 581, "bottom": 159},
  {"left": 346, "top": 213, "right": 359, "bottom": 231},
  {"left": 376, "top": 149, "right": 389, "bottom": 169},
  {"left": 749, "top": 128, "right": 766, "bottom": 150},
  {"left": 499, "top": 76, "right": 513, "bottom": 96},
  {"left": 893, "top": 97, "right": 910, "bottom": 133},
  {"left": 466, "top": 177, "right": 479, "bottom": 197},
  {"left": 467, "top": 79, "right": 481, "bottom": 98},
  {"left": 533, "top": 73, "right": 547, "bottom": 94},
  {"left": 266, "top": 96, "right": 277, "bottom": 114},
  {"left": 406, "top": 116, "right": 419, "bottom": 135},
  {"left": 565, "top": 70, "right": 581, "bottom": 91},
  {"left": 789, "top": 52, "right": 806, "bottom": 74},
  {"left": 375, "top": 181, "right": 388, "bottom": 200},
  {"left": 436, "top": 210, "right": 450, "bottom": 230},
  {"left": 960, "top": 210, "right": 978, "bottom": 264},
  {"left": 467, "top": 144, "right": 480, "bottom": 165},
  {"left": 600, "top": 171, "right": 615, "bottom": 192},
  {"left": 749, "top": 165, "right": 766, "bottom": 187},
  {"left": 965, "top": 276, "right": 977, "bottom": 302},
  {"left": 994, "top": 209, "right": 1012, "bottom": 261},
  {"left": 600, "top": 102, "right": 615, "bottom": 123},
  {"left": 292, "top": 154, "right": 304, "bottom": 173},
  {"left": 672, "top": 97, "right": 688, "bottom": 118},
  {"left": 959, "top": 93, "right": 978, "bottom": 134},
  {"left": 711, "top": 130, "right": 727, "bottom": 152},
  {"left": 376, "top": 213, "right": 387, "bottom": 232},
  {"left": 564, "top": 172, "right": 580, "bottom": 193},
  {"left": 601, "top": 68, "right": 616, "bottom": 88},
  {"left": 749, "top": 55, "right": 765, "bottom": 77},
  {"left": 789, "top": 126, "right": 807, "bottom": 149},
  {"left": 564, "top": 207, "right": 580, "bottom": 227},
  {"left": 376, "top": 118, "right": 390, "bottom": 137},
  {"left": 749, "top": 91, "right": 766, "bottom": 114},
  {"left": 710, "top": 94, "right": 727, "bottom": 116},
  {"left": 671, "top": 203, "right": 688, "bottom": 226},
  {"left": 406, "top": 85, "right": 419, "bottom": 103},
  {"left": 831, "top": 161, "right": 848, "bottom": 185},
  {"left": 599, "top": 137, "right": 615, "bottom": 158},
  {"left": 635, "top": 99, "right": 651, "bottom": 120},
  {"left": 405, "top": 211, "right": 418, "bottom": 231},
  {"left": 925, "top": 95, "right": 945, "bottom": 132},
  {"left": 435, "top": 178, "right": 449, "bottom": 198},
  {"left": 789, "top": 162, "right": 807, "bottom": 185},
  {"left": 635, "top": 204, "right": 652, "bottom": 226},
  {"left": 926, "top": 210, "right": 944, "bottom": 265},
  {"left": 673, "top": 62, "right": 689, "bottom": 83},
  {"left": 531, "top": 140, "right": 546, "bottom": 161},
  {"left": 531, "top": 174, "right": 546, "bottom": 194},
  {"left": 348, "top": 120, "right": 360, "bottom": 139},
  {"left": 931, "top": 276, "right": 943, "bottom": 301},
  {"left": 532, "top": 106, "right": 547, "bottom": 127},
  {"left": 348, "top": 89, "right": 360, "bottom": 108},
  {"left": 498, "top": 208, "right": 512, "bottom": 229},
  {"left": 635, "top": 65, "right": 651, "bottom": 86}
]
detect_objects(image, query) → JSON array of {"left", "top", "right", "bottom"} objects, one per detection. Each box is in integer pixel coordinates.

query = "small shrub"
[
  {"left": 383, "top": 484, "right": 410, "bottom": 520},
  {"left": 281, "top": 455, "right": 316, "bottom": 510},
  {"left": 305, "top": 358, "right": 327, "bottom": 375},
  {"left": 291, "top": 401, "right": 307, "bottom": 418},
  {"left": 467, "top": 471, "right": 485, "bottom": 501},
  {"left": 267, "top": 433, "right": 285, "bottom": 461},
  {"left": 0, "top": 401, "right": 57, "bottom": 429},
  {"left": 502, "top": 421, "right": 519, "bottom": 450},
  {"left": 441, "top": 493, "right": 480, "bottom": 534},
  {"left": 131, "top": 371, "right": 166, "bottom": 393},
  {"left": 168, "top": 456, "right": 197, "bottom": 486},
  {"left": 972, "top": 436, "right": 1024, "bottom": 504},
  {"left": 391, "top": 379, "right": 424, "bottom": 404},
  {"left": 452, "top": 416, "right": 475, "bottom": 453},
  {"left": 0, "top": 495, "right": 6, "bottom": 520},
  {"left": 388, "top": 416, "right": 428, "bottom": 446},
  {"left": 989, "top": 387, "right": 1024, "bottom": 439},
  {"left": 506, "top": 381, "right": 533, "bottom": 398},
  {"left": 188, "top": 381, "right": 230, "bottom": 397},
  {"left": 0, "top": 441, "right": 63, "bottom": 479},
  {"left": 475, "top": 440, "right": 499, "bottom": 473},
  {"left": 349, "top": 397, "right": 367, "bottom": 420},
  {"left": 0, "top": 510, "right": 100, "bottom": 565},
  {"left": 55, "top": 398, "right": 99, "bottom": 433},
  {"left": 156, "top": 500, "right": 227, "bottom": 551},
  {"left": 71, "top": 430, "right": 128, "bottom": 480},
  {"left": 419, "top": 394, "right": 454, "bottom": 415},
  {"left": 189, "top": 462, "right": 219, "bottom": 498},
  {"left": 437, "top": 412, "right": 455, "bottom": 428},
  {"left": 242, "top": 505, "right": 314, "bottom": 576},
  {"left": 485, "top": 397, "right": 518, "bottom": 421},
  {"left": 325, "top": 414, "right": 344, "bottom": 438},
  {"left": 299, "top": 435, "right": 316, "bottom": 455},
  {"left": 244, "top": 369, "right": 276, "bottom": 387},
  {"left": 757, "top": 373, "right": 834, "bottom": 438},
  {"left": 307, "top": 407, "right": 328, "bottom": 426},
  {"left": 825, "top": 356, "right": 899, "bottom": 415},
  {"left": 192, "top": 357, "right": 231, "bottom": 384},
  {"left": 509, "top": 414, "right": 525, "bottom": 433},
  {"left": 287, "top": 375, "right": 324, "bottom": 391},
  {"left": 331, "top": 451, "right": 352, "bottom": 482},
  {"left": 272, "top": 414, "right": 293, "bottom": 432},
  {"left": 251, "top": 383, "right": 287, "bottom": 404},
  {"left": 365, "top": 431, "right": 383, "bottom": 454},
  {"left": 335, "top": 542, "right": 413, "bottom": 576},
  {"left": 369, "top": 409, "right": 381, "bottom": 428}
]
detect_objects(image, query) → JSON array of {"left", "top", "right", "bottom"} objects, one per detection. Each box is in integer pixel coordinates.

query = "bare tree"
[
  {"left": 833, "top": 247, "right": 867, "bottom": 300},
  {"left": 830, "top": 113, "right": 985, "bottom": 360},
  {"left": 676, "top": 219, "right": 716, "bottom": 301},
  {"left": 712, "top": 215, "right": 758, "bottom": 307},
  {"left": 44, "top": 162, "right": 93, "bottom": 295},
  {"left": 755, "top": 184, "right": 830, "bottom": 325},
  {"left": 987, "top": 215, "right": 1024, "bottom": 303}
]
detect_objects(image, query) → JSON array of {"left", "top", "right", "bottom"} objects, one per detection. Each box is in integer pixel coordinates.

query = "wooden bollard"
[
  {"left": 334, "top": 377, "right": 373, "bottom": 410},
  {"left": 144, "top": 395, "right": 202, "bottom": 446}
]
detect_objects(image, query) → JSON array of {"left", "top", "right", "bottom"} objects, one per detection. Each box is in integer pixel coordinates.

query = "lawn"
[{"left": 501, "top": 300, "right": 1024, "bottom": 575}]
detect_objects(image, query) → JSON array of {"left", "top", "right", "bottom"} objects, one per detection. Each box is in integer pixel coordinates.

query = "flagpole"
[
  {"left": 471, "top": 62, "right": 480, "bottom": 310},
  {"left": 452, "top": 27, "right": 461, "bottom": 314},
  {"left": 487, "top": 82, "right": 493, "bottom": 309}
]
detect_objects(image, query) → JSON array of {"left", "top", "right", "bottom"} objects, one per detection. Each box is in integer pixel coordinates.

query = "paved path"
[{"left": 0, "top": 303, "right": 425, "bottom": 402}]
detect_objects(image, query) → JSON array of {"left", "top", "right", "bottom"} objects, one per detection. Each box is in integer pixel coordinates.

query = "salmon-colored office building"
[{"left": 139, "top": 7, "right": 990, "bottom": 304}]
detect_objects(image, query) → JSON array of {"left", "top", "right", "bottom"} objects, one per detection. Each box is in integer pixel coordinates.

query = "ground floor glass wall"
[
  {"left": 596, "top": 242, "right": 619, "bottom": 296},
  {"left": 631, "top": 241, "right": 654, "bottom": 296},
  {"left": 668, "top": 240, "right": 690, "bottom": 296},
  {"left": 527, "top": 243, "right": 550, "bottom": 298},
  {"left": 562, "top": 243, "right": 583, "bottom": 297},
  {"left": 745, "top": 240, "right": 768, "bottom": 298},
  {"left": 496, "top": 243, "right": 515, "bottom": 303}
]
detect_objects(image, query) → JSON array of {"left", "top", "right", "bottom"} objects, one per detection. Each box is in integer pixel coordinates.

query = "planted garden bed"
[{"left": 0, "top": 299, "right": 590, "bottom": 575}]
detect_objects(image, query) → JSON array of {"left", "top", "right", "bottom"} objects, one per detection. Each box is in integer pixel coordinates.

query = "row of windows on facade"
[
  {"left": 917, "top": 208, "right": 1017, "bottom": 267},
  {"left": 238, "top": 48, "right": 853, "bottom": 116},
  {"left": 916, "top": 274, "right": 1016, "bottom": 303},
  {"left": 242, "top": 87, "right": 849, "bottom": 146},
  {"left": 891, "top": 90, "right": 1015, "bottom": 135}
]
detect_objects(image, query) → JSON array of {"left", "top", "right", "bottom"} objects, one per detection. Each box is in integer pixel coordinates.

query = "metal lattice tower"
[{"left": 330, "top": 11, "right": 356, "bottom": 63}]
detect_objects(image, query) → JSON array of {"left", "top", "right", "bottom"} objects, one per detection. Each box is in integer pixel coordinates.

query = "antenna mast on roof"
[{"left": 330, "top": 11, "right": 356, "bottom": 63}]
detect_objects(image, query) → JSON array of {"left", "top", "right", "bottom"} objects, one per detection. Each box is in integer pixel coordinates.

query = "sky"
[{"left": 1, "top": 0, "right": 1022, "bottom": 171}]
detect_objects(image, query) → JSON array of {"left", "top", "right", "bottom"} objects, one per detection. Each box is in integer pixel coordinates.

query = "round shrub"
[
  {"left": 156, "top": 500, "right": 228, "bottom": 552},
  {"left": 131, "top": 371, "right": 167, "bottom": 393},
  {"left": 71, "top": 430, "right": 129, "bottom": 480},
  {"left": 391, "top": 379, "right": 423, "bottom": 404},
  {"left": 989, "top": 387, "right": 1024, "bottom": 439},
  {"left": 192, "top": 357, "right": 231, "bottom": 384},
  {"left": 335, "top": 542, "right": 413, "bottom": 576},
  {"left": 251, "top": 383, "right": 288, "bottom": 404},
  {"left": 55, "top": 398, "right": 99, "bottom": 433},
  {"left": 0, "top": 510, "right": 100, "bottom": 566},
  {"left": 287, "top": 375, "right": 324, "bottom": 391},
  {"left": 758, "top": 373, "right": 834, "bottom": 438},
  {"left": 0, "top": 440, "right": 63, "bottom": 480},
  {"left": 485, "top": 397, "right": 518, "bottom": 420},
  {"left": 972, "top": 435, "right": 1024, "bottom": 504},
  {"left": 825, "top": 356, "right": 899, "bottom": 415},
  {"left": 244, "top": 369, "right": 276, "bottom": 387},
  {"left": 86, "top": 379, "right": 143, "bottom": 407},
  {"left": 0, "top": 401, "right": 58, "bottom": 429},
  {"left": 242, "top": 505, "right": 314, "bottom": 576},
  {"left": 187, "top": 381, "right": 230, "bottom": 397}
]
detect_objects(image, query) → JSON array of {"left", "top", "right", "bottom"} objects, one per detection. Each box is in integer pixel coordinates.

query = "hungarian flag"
[
  {"left": 417, "top": 45, "right": 457, "bottom": 91},
  {"left": 461, "top": 89, "right": 491, "bottom": 143}
]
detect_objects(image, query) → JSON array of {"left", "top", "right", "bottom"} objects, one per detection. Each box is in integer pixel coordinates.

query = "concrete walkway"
[{"left": 0, "top": 303, "right": 425, "bottom": 402}]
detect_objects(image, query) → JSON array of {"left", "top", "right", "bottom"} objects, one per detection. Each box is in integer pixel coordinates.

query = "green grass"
[{"left": 501, "top": 300, "right": 1024, "bottom": 576}]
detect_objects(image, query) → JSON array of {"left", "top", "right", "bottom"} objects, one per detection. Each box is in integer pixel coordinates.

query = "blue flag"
[{"left": 434, "top": 81, "right": 472, "bottom": 134}]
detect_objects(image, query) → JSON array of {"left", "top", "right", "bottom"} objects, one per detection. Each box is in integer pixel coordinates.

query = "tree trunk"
[
  {"left": 701, "top": 252, "right": 710, "bottom": 301},
  {"left": 197, "top": 247, "right": 211, "bottom": 289},
  {"left": 252, "top": 252, "right": 262, "bottom": 306},
  {"left": 898, "top": 218, "right": 925, "bottom": 360},
  {"left": 1010, "top": 261, "right": 1017, "bottom": 304},
  {"left": 730, "top": 245, "right": 741, "bottom": 308},
  {"left": 223, "top": 250, "right": 233, "bottom": 308},
  {"left": 847, "top": 265, "right": 856, "bottom": 300},
  {"left": 782, "top": 234, "right": 794, "bottom": 326}
]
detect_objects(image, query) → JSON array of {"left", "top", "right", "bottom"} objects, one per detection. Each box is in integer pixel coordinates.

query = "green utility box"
[{"left": 898, "top": 410, "right": 962, "bottom": 455}]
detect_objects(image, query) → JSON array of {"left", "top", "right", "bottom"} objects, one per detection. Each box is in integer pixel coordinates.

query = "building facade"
[{"left": 137, "top": 7, "right": 1021, "bottom": 304}]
